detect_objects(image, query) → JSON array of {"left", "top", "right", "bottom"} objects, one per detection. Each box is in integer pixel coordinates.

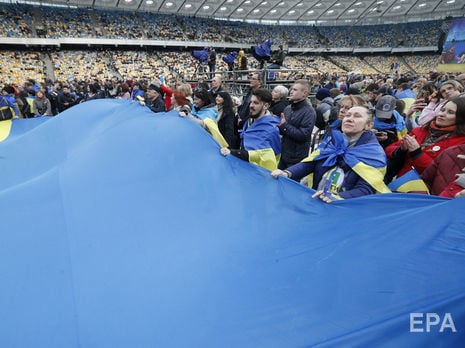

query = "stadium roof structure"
[{"left": 10, "top": 0, "right": 465, "bottom": 25}]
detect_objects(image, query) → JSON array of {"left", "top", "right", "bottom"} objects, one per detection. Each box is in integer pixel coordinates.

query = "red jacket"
[
  {"left": 385, "top": 126, "right": 465, "bottom": 178},
  {"left": 160, "top": 84, "right": 172, "bottom": 111},
  {"left": 421, "top": 144, "right": 465, "bottom": 196}
]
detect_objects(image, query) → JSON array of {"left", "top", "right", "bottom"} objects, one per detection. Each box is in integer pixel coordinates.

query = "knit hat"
[
  {"left": 315, "top": 88, "right": 331, "bottom": 101},
  {"left": 376, "top": 95, "right": 396, "bottom": 119}
]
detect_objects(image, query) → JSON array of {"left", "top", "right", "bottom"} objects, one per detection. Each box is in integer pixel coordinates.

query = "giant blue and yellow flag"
[{"left": 0, "top": 99, "right": 464, "bottom": 347}]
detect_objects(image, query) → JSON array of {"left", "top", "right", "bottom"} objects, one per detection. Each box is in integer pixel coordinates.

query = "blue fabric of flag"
[{"left": 0, "top": 99, "right": 463, "bottom": 347}]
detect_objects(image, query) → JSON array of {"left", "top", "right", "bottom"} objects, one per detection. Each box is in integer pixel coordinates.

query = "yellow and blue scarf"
[
  {"left": 374, "top": 110, "right": 407, "bottom": 140},
  {"left": 303, "top": 129, "right": 391, "bottom": 194}
]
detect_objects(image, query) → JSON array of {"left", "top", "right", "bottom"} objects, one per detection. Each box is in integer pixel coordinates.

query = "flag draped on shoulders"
[
  {"left": 242, "top": 115, "right": 281, "bottom": 170},
  {"left": 374, "top": 110, "right": 408, "bottom": 140},
  {"left": 302, "top": 129, "right": 391, "bottom": 194}
]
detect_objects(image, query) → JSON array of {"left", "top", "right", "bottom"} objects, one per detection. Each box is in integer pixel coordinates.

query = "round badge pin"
[{"left": 432, "top": 145, "right": 441, "bottom": 152}]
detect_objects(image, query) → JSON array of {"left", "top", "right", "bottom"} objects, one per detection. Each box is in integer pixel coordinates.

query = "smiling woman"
[{"left": 386, "top": 95, "right": 465, "bottom": 183}]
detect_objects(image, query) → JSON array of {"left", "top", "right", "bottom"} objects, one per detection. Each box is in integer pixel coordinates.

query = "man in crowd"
[
  {"left": 278, "top": 79, "right": 316, "bottom": 169},
  {"left": 57, "top": 86, "right": 76, "bottom": 113},
  {"left": 208, "top": 47, "right": 217, "bottom": 79},
  {"left": 140, "top": 84, "right": 165, "bottom": 113},
  {"left": 237, "top": 72, "right": 262, "bottom": 124},
  {"left": 209, "top": 76, "right": 225, "bottom": 99},
  {"left": 220, "top": 88, "right": 281, "bottom": 171}
]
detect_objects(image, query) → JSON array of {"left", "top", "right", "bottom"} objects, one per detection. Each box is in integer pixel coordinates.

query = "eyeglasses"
[{"left": 250, "top": 77, "right": 260, "bottom": 81}]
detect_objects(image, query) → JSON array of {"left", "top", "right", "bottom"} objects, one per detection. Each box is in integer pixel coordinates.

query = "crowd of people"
[
  {"left": 0, "top": 47, "right": 444, "bottom": 89},
  {"left": 1, "top": 2, "right": 463, "bottom": 202},
  {"left": 0, "top": 2, "right": 447, "bottom": 48},
  {"left": 2, "top": 68, "right": 465, "bottom": 202},
  {"left": 0, "top": 0, "right": 452, "bottom": 90}
]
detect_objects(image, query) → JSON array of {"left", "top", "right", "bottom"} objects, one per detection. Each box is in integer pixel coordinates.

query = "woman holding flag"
[{"left": 271, "top": 105, "right": 390, "bottom": 202}]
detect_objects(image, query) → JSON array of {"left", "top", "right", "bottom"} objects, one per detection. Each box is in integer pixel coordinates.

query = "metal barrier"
[{"left": 188, "top": 67, "right": 311, "bottom": 98}]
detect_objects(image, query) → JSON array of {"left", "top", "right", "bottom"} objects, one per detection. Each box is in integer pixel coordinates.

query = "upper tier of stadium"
[{"left": 0, "top": 2, "right": 458, "bottom": 52}]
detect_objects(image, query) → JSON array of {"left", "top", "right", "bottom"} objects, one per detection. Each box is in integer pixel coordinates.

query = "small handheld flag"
[{"left": 388, "top": 168, "right": 429, "bottom": 194}]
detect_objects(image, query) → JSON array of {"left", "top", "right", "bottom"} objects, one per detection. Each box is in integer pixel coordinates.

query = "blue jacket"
[
  {"left": 395, "top": 89, "right": 415, "bottom": 99},
  {"left": 0, "top": 94, "right": 20, "bottom": 118},
  {"left": 132, "top": 89, "right": 145, "bottom": 100},
  {"left": 192, "top": 104, "right": 218, "bottom": 121},
  {"left": 287, "top": 131, "right": 382, "bottom": 199}
]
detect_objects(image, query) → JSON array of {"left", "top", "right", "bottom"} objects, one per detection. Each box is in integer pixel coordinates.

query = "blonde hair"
[
  {"left": 177, "top": 83, "right": 193, "bottom": 97},
  {"left": 440, "top": 79, "right": 464, "bottom": 94}
]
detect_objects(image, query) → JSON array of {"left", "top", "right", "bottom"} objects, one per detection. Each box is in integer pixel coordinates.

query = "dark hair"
[
  {"left": 2, "top": 85, "right": 14, "bottom": 94},
  {"left": 89, "top": 82, "right": 100, "bottom": 94},
  {"left": 120, "top": 83, "right": 130, "bottom": 93},
  {"left": 193, "top": 88, "right": 213, "bottom": 107},
  {"left": 216, "top": 91, "right": 234, "bottom": 115},
  {"left": 252, "top": 88, "right": 272, "bottom": 104},
  {"left": 365, "top": 83, "right": 379, "bottom": 92},
  {"left": 250, "top": 72, "right": 262, "bottom": 83},
  {"left": 448, "top": 95, "right": 465, "bottom": 135},
  {"left": 417, "top": 83, "right": 436, "bottom": 101},
  {"left": 395, "top": 99, "right": 406, "bottom": 116},
  {"left": 399, "top": 82, "right": 410, "bottom": 91}
]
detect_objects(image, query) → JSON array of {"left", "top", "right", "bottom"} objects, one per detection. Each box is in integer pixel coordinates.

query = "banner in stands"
[
  {"left": 0, "top": 100, "right": 464, "bottom": 347},
  {"left": 438, "top": 17, "right": 465, "bottom": 72}
]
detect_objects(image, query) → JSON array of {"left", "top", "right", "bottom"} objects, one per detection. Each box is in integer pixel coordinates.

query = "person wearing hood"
[{"left": 314, "top": 87, "right": 335, "bottom": 130}]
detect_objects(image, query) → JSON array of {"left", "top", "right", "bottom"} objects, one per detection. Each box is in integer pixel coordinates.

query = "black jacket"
[
  {"left": 217, "top": 109, "right": 236, "bottom": 148},
  {"left": 278, "top": 99, "right": 316, "bottom": 166},
  {"left": 269, "top": 98, "right": 289, "bottom": 117},
  {"left": 147, "top": 95, "right": 165, "bottom": 113}
]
